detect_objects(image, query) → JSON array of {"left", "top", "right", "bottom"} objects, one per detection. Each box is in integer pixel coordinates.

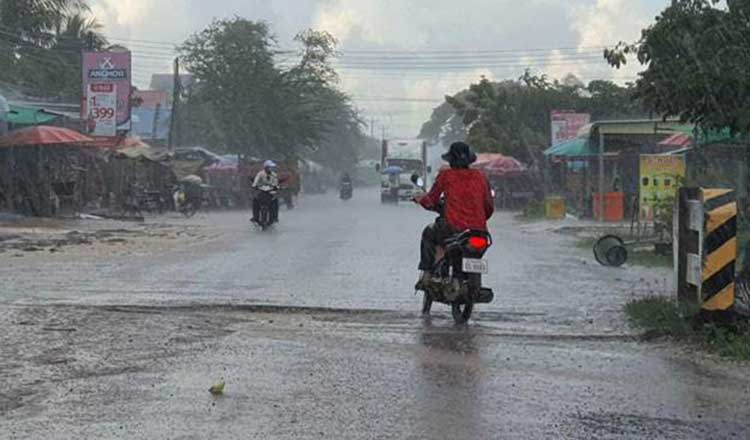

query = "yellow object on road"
[{"left": 209, "top": 379, "right": 225, "bottom": 395}]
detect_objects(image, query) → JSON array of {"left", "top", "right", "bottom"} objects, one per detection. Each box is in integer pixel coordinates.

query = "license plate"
[{"left": 462, "top": 258, "right": 488, "bottom": 274}]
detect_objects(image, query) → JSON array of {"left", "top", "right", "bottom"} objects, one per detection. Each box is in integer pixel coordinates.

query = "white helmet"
[{"left": 264, "top": 160, "right": 277, "bottom": 168}]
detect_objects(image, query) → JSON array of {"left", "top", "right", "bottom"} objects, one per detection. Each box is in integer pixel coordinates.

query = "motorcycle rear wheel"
[
  {"left": 451, "top": 301, "right": 473, "bottom": 324},
  {"left": 452, "top": 274, "right": 480, "bottom": 324}
]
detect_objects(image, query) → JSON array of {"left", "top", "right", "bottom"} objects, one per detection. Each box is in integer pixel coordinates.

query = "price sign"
[{"left": 87, "top": 83, "right": 117, "bottom": 137}]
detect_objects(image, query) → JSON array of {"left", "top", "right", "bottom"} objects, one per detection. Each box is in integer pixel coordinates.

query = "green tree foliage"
[
  {"left": 0, "top": 0, "right": 107, "bottom": 99},
  {"left": 179, "top": 19, "right": 364, "bottom": 168},
  {"left": 420, "top": 72, "right": 643, "bottom": 162},
  {"left": 606, "top": 0, "right": 750, "bottom": 134}
]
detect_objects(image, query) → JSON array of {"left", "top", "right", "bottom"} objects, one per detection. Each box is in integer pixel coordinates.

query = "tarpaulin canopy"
[
  {"left": 6, "top": 105, "right": 59, "bottom": 125},
  {"left": 544, "top": 137, "right": 596, "bottom": 157},
  {"left": 205, "top": 157, "right": 239, "bottom": 174},
  {"left": 114, "top": 137, "right": 170, "bottom": 162},
  {"left": 0, "top": 125, "right": 93, "bottom": 147},
  {"left": 659, "top": 133, "right": 693, "bottom": 148},
  {"left": 659, "top": 128, "right": 737, "bottom": 147}
]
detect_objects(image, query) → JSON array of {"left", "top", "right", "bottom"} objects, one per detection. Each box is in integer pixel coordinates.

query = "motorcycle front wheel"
[
  {"left": 182, "top": 203, "right": 197, "bottom": 218},
  {"left": 421, "top": 292, "right": 433, "bottom": 316}
]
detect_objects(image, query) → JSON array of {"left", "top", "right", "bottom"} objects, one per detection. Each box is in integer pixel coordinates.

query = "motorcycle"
[
  {"left": 340, "top": 181, "right": 353, "bottom": 200},
  {"left": 254, "top": 184, "right": 278, "bottom": 230},
  {"left": 411, "top": 175, "right": 494, "bottom": 324},
  {"left": 173, "top": 186, "right": 200, "bottom": 218}
]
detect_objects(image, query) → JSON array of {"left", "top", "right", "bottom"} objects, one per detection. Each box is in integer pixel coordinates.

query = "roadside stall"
[
  {"left": 0, "top": 125, "right": 101, "bottom": 216},
  {"left": 104, "top": 137, "right": 174, "bottom": 213},
  {"left": 473, "top": 154, "right": 532, "bottom": 209},
  {"left": 203, "top": 156, "right": 241, "bottom": 208}
]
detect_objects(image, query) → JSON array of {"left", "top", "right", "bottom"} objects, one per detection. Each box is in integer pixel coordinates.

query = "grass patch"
[
  {"left": 519, "top": 199, "right": 545, "bottom": 220},
  {"left": 626, "top": 296, "right": 750, "bottom": 361},
  {"left": 627, "top": 249, "right": 673, "bottom": 268}
]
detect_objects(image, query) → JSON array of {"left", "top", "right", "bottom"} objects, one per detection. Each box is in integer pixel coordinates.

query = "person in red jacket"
[{"left": 413, "top": 142, "right": 494, "bottom": 288}]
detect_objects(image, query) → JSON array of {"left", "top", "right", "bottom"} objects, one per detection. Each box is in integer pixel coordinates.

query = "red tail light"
[{"left": 468, "top": 236, "right": 488, "bottom": 251}]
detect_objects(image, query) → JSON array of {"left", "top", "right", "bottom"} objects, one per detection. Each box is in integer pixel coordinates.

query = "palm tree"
[
  {"left": 0, "top": 0, "right": 88, "bottom": 42},
  {"left": 0, "top": 1, "right": 107, "bottom": 99}
]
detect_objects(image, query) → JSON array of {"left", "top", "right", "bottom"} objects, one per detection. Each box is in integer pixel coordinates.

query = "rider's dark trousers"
[{"left": 419, "top": 218, "right": 454, "bottom": 271}]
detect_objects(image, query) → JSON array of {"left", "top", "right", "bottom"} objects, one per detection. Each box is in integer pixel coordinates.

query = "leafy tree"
[
  {"left": 180, "top": 20, "right": 364, "bottom": 168},
  {"left": 606, "top": 0, "right": 750, "bottom": 134},
  {"left": 180, "top": 19, "right": 283, "bottom": 156},
  {"left": 419, "top": 72, "right": 644, "bottom": 161}
]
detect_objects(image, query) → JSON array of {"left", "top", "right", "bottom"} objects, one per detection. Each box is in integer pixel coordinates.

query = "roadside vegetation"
[
  {"left": 626, "top": 296, "right": 750, "bottom": 361},
  {"left": 518, "top": 200, "right": 545, "bottom": 221}
]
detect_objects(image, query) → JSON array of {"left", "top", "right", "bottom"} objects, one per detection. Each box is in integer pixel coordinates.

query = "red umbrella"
[
  {"left": 0, "top": 125, "right": 94, "bottom": 147},
  {"left": 474, "top": 153, "right": 505, "bottom": 167},
  {"left": 478, "top": 156, "right": 526, "bottom": 177}
]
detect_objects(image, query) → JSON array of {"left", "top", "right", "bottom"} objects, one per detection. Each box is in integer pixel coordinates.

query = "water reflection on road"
[{"left": 413, "top": 320, "right": 482, "bottom": 439}]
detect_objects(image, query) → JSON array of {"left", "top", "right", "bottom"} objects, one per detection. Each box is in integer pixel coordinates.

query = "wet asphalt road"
[{"left": 2, "top": 188, "right": 750, "bottom": 439}]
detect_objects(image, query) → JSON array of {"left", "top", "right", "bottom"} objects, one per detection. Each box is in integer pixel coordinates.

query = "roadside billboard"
[
  {"left": 640, "top": 154, "right": 686, "bottom": 222},
  {"left": 82, "top": 51, "right": 132, "bottom": 137},
  {"left": 550, "top": 111, "right": 590, "bottom": 145}
]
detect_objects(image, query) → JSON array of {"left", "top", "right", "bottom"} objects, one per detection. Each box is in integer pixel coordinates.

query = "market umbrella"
[
  {"left": 473, "top": 153, "right": 505, "bottom": 167},
  {"left": 479, "top": 156, "right": 527, "bottom": 177},
  {"left": 0, "top": 125, "right": 93, "bottom": 147},
  {"left": 383, "top": 165, "right": 403, "bottom": 175}
]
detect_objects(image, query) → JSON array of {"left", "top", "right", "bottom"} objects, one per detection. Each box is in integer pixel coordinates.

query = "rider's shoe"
[{"left": 415, "top": 271, "right": 432, "bottom": 291}]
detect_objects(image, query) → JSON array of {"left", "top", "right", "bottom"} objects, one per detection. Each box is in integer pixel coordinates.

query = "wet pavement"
[{"left": 1, "top": 189, "right": 749, "bottom": 439}]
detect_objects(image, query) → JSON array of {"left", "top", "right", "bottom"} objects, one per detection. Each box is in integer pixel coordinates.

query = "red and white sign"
[
  {"left": 82, "top": 51, "right": 131, "bottom": 136},
  {"left": 551, "top": 111, "right": 590, "bottom": 145},
  {"left": 86, "top": 83, "right": 117, "bottom": 137}
]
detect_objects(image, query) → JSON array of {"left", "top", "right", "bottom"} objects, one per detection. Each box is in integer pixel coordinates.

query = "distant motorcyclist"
[
  {"left": 340, "top": 172, "right": 353, "bottom": 200},
  {"left": 340, "top": 172, "right": 352, "bottom": 186},
  {"left": 251, "top": 160, "right": 280, "bottom": 224},
  {"left": 413, "top": 142, "right": 494, "bottom": 288}
]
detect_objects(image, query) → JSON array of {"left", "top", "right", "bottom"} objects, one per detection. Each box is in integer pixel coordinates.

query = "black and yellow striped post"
[
  {"left": 701, "top": 189, "right": 738, "bottom": 311},
  {"left": 675, "top": 188, "right": 738, "bottom": 312}
]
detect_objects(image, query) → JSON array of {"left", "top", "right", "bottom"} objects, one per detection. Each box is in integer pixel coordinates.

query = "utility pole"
[
  {"left": 370, "top": 117, "right": 375, "bottom": 139},
  {"left": 87, "top": 31, "right": 94, "bottom": 51},
  {"left": 151, "top": 103, "right": 161, "bottom": 141},
  {"left": 168, "top": 57, "right": 180, "bottom": 150}
]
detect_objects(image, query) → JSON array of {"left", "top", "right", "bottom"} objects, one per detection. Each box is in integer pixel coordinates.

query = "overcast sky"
[{"left": 90, "top": 0, "right": 668, "bottom": 138}]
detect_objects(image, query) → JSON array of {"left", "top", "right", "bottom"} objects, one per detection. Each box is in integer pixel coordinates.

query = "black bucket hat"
[{"left": 442, "top": 142, "right": 477, "bottom": 167}]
